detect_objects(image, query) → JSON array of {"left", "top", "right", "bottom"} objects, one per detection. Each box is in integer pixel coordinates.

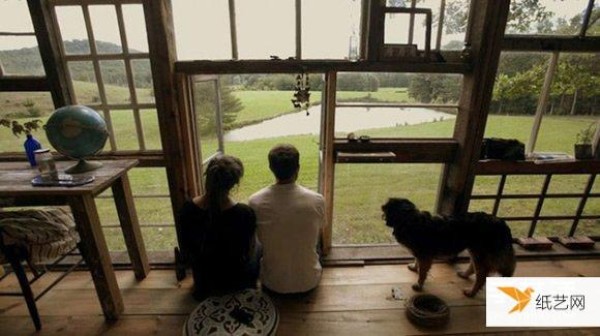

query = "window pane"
[
  {"left": 506, "top": 0, "right": 588, "bottom": 35},
  {"left": 384, "top": 13, "right": 412, "bottom": 45},
  {"left": 535, "top": 53, "right": 600, "bottom": 155},
  {"left": 111, "top": 109, "right": 139, "bottom": 150},
  {"left": 587, "top": 3, "right": 600, "bottom": 36},
  {"left": 335, "top": 72, "right": 459, "bottom": 138},
  {"left": 122, "top": 5, "right": 149, "bottom": 53},
  {"left": 303, "top": 0, "right": 361, "bottom": 59},
  {"left": 100, "top": 60, "right": 130, "bottom": 104},
  {"left": 192, "top": 79, "right": 220, "bottom": 162},
  {"left": 141, "top": 109, "right": 162, "bottom": 150},
  {"left": 0, "top": 36, "right": 45, "bottom": 76},
  {"left": 68, "top": 61, "right": 100, "bottom": 105},
  {"left": 0, "top": 0, "right": 34, "bottom": 33},
  {"left": 486, "top": 52, "right": 551, "bottom": 144},
  {"left": 172, "top": 0, "right": 231, "bottom": 60},
  {"left": 90, "top": 5, "right": 122, "bottom": 54},
  {"left": 226, "top": 135, "right": 321, "bottom": 201},
  {"left": 55, "top": 6, "right": 90, "bottom": 55},
  {"left": 0, "top": 92, "right": 54, "bottom": 153},
  {"left": 333, "top": 164, "right": 442, "bottom": 244},
  {"left": 437, "top": 0, "right": 468, "bottom": 50},
  {"left": 131, "top": 59, "right": 154, "bottom": 104},
  {"left": 223, "top": 74, "right": 322, "bottom": 140},
  {"left": 236, "top": 0, "right": 295, "bottom": 59}
]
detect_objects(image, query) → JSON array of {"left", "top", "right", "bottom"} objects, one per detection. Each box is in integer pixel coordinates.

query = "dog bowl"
[{"left": 405, "top": 294, "right": 450, "bottom": 328}]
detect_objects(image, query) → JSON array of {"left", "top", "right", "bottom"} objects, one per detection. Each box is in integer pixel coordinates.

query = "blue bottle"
[{"left": 24, "top": 133, "right": 42, "bottom": 167}]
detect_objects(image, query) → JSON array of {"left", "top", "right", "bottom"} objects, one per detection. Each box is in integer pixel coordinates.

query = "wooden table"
[{"left": 0, "top": 160, "right": 150, "bottom": 320}]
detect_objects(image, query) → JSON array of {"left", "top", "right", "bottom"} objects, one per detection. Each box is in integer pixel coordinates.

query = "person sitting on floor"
[
  {"left": 249, "top": 144, "right": 325, "bottom": 295},
  {"left": 178, "top": 154, "right": 258, "bottom": 300}
]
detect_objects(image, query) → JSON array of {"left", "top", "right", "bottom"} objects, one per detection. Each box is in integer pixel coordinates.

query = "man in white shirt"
[{"left": 249, "top": 144, "right": 325, "bottom": 294}]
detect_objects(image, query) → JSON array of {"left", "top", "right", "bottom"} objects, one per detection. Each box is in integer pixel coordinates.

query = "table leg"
[
  {"left": 112, "top": 174, "right": 150, "bottom": 280},
  {"left": 69, "top": 195, "right": 124, "bottom": 320}
]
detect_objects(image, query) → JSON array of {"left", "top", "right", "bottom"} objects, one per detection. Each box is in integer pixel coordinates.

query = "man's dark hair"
[{"left": 268, "top": 144, "right": 300, "bottom": 181}]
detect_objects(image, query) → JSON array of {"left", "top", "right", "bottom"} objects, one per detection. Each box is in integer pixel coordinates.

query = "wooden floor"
[{"left": 1, "top": 259, "right": 600, "bottom": 335}]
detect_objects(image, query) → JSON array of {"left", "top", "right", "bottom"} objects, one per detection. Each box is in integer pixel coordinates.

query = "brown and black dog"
[{"left": 382, "top": 198, "right": 516, "bottom": 297}]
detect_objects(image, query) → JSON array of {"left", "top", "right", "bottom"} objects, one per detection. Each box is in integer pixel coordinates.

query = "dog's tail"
[{"left": 498, "top": 245, "right": 516, "bottom": 277}]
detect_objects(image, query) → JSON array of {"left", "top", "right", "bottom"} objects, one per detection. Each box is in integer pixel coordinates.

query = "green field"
[{"left": 1, "top": 84, "right": 598, "bottom": 251}]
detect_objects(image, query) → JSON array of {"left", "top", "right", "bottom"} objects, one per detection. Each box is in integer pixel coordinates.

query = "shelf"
[{"left": 334, "top": 138, "right": 457, "bottom": 163}]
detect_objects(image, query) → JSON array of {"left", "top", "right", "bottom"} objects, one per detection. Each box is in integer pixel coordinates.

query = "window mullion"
[
  {"left": 228, "top": 0, "right": 238, "bottom": 60},
  {"left": 82, "top": 4, "right": 117, "bottom": 151},
  {"left": 435, "top": 0, "right": 446, "bottom": 51},
  {"left": 296, "top": 0, "right": 301, "bottom": 59},
  {"left": 526, "top": 51, "right": 559, "bottom": 155},
  {"left": 116, "top": 3, "right": 146, "bottom": 150},
  {"left": 580, "top": 0, "right": 596, "bottom": 37}
]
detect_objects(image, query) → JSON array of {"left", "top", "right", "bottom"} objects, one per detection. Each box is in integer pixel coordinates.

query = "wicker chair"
[{"left": 0, "top": 208, "right": 80, "bottom": 330}]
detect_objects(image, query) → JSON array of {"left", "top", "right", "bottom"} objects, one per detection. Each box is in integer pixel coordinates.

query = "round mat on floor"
[{"left": 183, "top": 288, "right": 278, "bottom": 336}]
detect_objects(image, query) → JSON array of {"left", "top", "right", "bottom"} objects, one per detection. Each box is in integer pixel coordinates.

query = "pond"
[{"left": 225, "top": 106, "right": 455, "bottom": 141}]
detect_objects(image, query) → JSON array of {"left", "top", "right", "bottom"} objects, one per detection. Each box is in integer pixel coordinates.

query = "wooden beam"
[
  {"left": 502, "top": 36, "right": 600, "bottom": 52},
  {"left": 437, "top": 0, "right": 510, "bottom": 216},
  {"left": 68, "top": 194, "right": 124, "bottom": 320},
  {"left": 175, "top": 59, "right": 469, "bottom": 75},
  {"left": 142, "top": 0, "right": 190, "bottom": 244},
  {"left": 27, "top": 0, "right": 74, "bottom": 107},
  {"left": 0, "top": 77, "right": 49, "bottom": 91},
  {"left": 175, "top": 73, "right": 202, "bottom": 197},
  {"left": 366, "top": 0, "right": 384, "bottom": 61},
  {"left": 0, "top": 151, "right": 165, "bottom": 167},
  {"left": 320, "top": 71, "right": 337, "bottom": 255}
]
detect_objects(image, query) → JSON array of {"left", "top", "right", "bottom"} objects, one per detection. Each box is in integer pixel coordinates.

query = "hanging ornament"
[{"left": 291, "top": 72, "right": 311, "bottom": 116}]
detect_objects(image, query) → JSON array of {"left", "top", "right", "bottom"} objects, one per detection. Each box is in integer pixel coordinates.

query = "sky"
[{"left": 0, "top": 0, "right": 593, "bottom": 58}]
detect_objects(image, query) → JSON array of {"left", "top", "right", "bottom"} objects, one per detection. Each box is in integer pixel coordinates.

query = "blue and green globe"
[{"left": 45, "top": 105, "right": 109, "bottom": 174}]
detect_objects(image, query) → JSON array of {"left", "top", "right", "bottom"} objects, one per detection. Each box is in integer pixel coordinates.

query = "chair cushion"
[
  {"left": 184, "top": 288, "right": 279, "bottom": 336},
  {"left": 0, "top": 208, "right": 80, "bottom": 264}
]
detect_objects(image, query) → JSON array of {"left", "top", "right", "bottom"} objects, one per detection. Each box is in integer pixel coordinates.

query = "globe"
[{"left": 45, "top": 105, "right": 109, "bottom": 174}]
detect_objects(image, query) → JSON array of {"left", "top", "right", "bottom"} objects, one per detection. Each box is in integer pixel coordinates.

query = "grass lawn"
[
  {"left": 101, "top": 114, "right": 599, "bottom": 250},
  {"left": 1, "top": 84, "right": 599, "bottom": 250}
]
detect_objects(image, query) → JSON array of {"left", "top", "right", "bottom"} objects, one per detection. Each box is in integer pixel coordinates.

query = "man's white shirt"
[{"left": 249, "top": 183, "right": 325, "bottom": 293}]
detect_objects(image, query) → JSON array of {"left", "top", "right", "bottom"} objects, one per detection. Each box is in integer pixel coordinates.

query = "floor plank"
[{"left": 1, "top": 259, "right": 600, "bottom": 335}]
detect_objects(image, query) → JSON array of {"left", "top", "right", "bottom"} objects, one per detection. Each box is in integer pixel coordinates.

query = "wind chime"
[{"left": 291, "top": 72, "right": 310, "bottom": 116}]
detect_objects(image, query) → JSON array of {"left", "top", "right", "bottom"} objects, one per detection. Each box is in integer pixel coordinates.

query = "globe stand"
[{"left": 65, "top": 159, "right": 103, "bottom": 174}]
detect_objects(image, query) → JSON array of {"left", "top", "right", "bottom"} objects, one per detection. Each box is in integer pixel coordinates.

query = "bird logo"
[{"left": 498, "top": 287, "right": 535, "bottom": 313}]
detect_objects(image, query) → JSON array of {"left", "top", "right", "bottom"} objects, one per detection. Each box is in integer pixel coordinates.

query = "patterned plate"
[{"left": 184, "top": 289, "right": 278, "bottom": 336}]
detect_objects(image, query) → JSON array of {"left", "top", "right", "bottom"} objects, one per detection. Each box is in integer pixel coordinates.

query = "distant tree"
[
  {"left": 408, "top": 74, "right": 460, "bottom": 104},
  {"left": 337, "top": 73, "right": 379, "bottom": 92},
  {"left": 194, "top": 82, "right": 243, "bottom": 134},
  {"left": 444, "top": 0, "right": 556, "bottom": 35},
  {"left": 492, "top": 74, "right": 511, "bottom": 114}
]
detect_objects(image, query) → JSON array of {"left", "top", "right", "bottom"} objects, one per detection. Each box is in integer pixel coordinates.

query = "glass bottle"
[
  {"left": 24, "top": 133, "right": 42, "bottom": 167},
  {"left": 34, "top": 149, "right": 58, "bottom": 181}
]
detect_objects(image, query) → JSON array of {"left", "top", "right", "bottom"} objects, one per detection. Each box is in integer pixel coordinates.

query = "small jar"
[{"left": 34, "top": 149, "right": 58, "bottom": 181}]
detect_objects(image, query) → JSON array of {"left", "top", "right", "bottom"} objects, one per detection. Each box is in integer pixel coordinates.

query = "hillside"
[{"left": 0, "top": 39, "right": 152, "bottom": 87}]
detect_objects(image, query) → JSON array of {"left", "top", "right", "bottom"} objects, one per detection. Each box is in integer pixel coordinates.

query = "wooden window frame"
[{"left": 49, "top": 0, "right": 154, "bottom": 152}]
